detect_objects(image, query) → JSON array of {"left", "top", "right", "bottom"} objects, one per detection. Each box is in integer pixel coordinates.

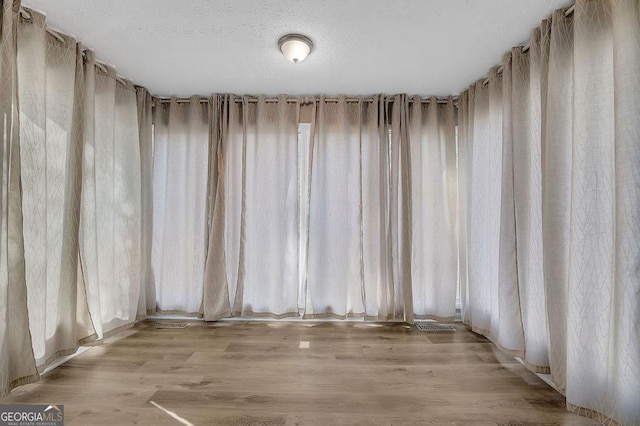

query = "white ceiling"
[{"left": 23, "top": 0, "right": 571, "bottom": 98}]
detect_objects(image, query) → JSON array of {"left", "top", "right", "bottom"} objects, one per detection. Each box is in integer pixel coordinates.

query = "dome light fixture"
[{"left": 278, "top": 34, "right": 313, "bottom": 63}]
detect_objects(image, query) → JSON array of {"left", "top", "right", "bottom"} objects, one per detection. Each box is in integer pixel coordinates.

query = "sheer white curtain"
[
  {"left": 391, "top": 96, "right": 413, "bottom": 323},
  {"left": 457, "top": 89, "right": 471, "bottom": 325},
  {"left": 543, "top": 7, "right": 574, "bottom": 397},
  {"left": 136, "top": 87, "right": 155, "bottom": 317},
  {"left": 78, "top": 49, "right": 101, "bottom": 338},
  {"left": 230, "top": 96, "right": 300, "bottom": 317},
  {"left": 495, "top": 57, "right": 526, "bottom": 356},
  {"left": 111, "top": 77, "right": 143, "bottom": 328},
  {"left": 511, "top": 30, "right": 550, "bottom": 372},
  {"left": 80, "top": 55, "right": 142, "bottom": 337},
  {"left": 462, "top": 76, "right": 516, "bottom": 346},
  {"left": 17, "top": 8, "right": 91, "bottom": 367},
  {"left": 0, "top": 0, "right": 39, "bottom": 397},
  {"left": 152, "top": 98, "right": 208, "bottom": 316},
  {"left": 360, "top": 97, "right": 403, "bottom": 320},
  {"left": 560, "top": 0, "right": 639, "bottom": 422},
  {"left": 460, "top": 0, "right": 640, "bottom": 423},
  {"left": 305, "top": 97, "right": 370, "bottom": 318},
  {"left": 461, "top": 64, "right": 527, "bottom": 355},
  {"left": 304, "top": 96, "right": 407, "bottom": 320},
  {"left": 202, "top": 96, "right": 228, "bottom": 319},
  {"left": 203, "top": 95, "right": 301, "bottom": 319},
  {"left": 408, "top": 96, "right": 457, "bottom": 321}
]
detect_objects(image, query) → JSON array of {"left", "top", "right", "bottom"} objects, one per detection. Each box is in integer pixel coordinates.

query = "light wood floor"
[{"left": 3, "top": 320, "right": 599, "bottom": 425}]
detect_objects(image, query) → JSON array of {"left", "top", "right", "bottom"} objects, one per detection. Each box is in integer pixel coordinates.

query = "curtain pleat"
[
  {"left": 72, "top": 44, "right": 94, "bottom": 346},
  {"left": 467, "top": 79, "right": 495, "bottom": 334},
  {"left": 202, "top": 96, "right": 232, "bottom": 320},
  {"left": 0, "top": 0, "right": 39, "bottom": 397},
  {"left": 496, "top": 58, "right": 524, "bottom": 355},
  {"left": 151, "top": 98, "right": 208, "bottom": 316},
  {"left": 543, "top": 8, "right": 574, "bottom": 395},
  {"left": 391, "top": 95, "right": 413, "bottom": 322},
  {"left": 78, "top": 49, "right": 102, "bottom": 338},
  {"left": 136, "top": 86, "right": 155, "bottom": 318},
  {"left": 409, "top": 96, "right": 457, "bottom": 321},
  {"left": 609, "top": 0, "right": 640, "bottom": 422},
  {"left": 222, "top": 95, "right": 244, "bottom": 315},
  {"left": 457, "top": 90, "right": 471, "bottom": 325},
  {"left": 511, "top": 32, "right": 550, "bottom": 373},
  {"left": 361, "top": 97, "right": 395, "bottom": 320},
  {"left": 93, "top": 67, "right": 118, "bottom": 330},
  {"left": 112, "top": 79, "right": 142, "bottom": 329}
]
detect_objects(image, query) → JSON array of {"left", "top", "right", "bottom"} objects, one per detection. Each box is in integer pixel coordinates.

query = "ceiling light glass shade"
[{"left": 278, "top": 34, "right": 313, "bottom": 63}]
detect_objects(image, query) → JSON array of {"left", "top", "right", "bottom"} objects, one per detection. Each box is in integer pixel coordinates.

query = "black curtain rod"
[
  {"left": 153, "top": 97, "right": 458, "bottom": 105},
  {"left": 481, "top": 3, "right": 575, "bottom": 86}
]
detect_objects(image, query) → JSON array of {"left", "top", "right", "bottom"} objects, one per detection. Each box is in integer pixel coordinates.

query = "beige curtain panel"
[
  {"left": 152, "top": 98, "right": 209, "bottom": 317},
  {"left": 0, "top": 0, "right": 39, "bottom": 397},
  {"left": 17, "top": 8, "right": 89, "bottom": 369},
  {"left": 408, "top": 96, "right": 457, "bottom": 321},
  {"left": 202, "top": 95, "right": 302, "bottom": 319},
  {"left": 79, "top": 56, "right": 142, "bottom": 338},
  {"left": 305, "top": 96, "right": 395, "bottom": 319},
  {"left": 0, "top": 2, "right": 149, "bottom": 397},
  {"left": 136, "top": 87, "right": 156, "bottom": 318},
  {"left": 459, "top": 0, "right": 640, "bottom": 423}
]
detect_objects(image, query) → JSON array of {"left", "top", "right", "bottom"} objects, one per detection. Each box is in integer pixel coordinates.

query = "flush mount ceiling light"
[{"left": 278, "top": 34, "right": 313, "bottom": 63}]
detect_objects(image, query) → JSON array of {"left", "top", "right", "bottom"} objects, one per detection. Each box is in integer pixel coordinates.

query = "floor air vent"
[
  {"left": 415, "top": 323, "right": 456, "bottom": 332},
  {"left": 155, "top": 322, "right": 188, "bottom": 329}
]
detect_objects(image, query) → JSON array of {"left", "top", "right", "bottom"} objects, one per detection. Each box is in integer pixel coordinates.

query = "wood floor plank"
[{"left": 1, "top": 320, "right": 599, "bottom": 425}]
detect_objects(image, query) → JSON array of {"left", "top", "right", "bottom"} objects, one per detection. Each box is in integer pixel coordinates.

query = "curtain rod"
[
  {"left": 565, "top": 5, "right": 575, "bottom": 17},
  {"left": 46, "top": 28, "right": 64, "bottom": 43},
  {"left": 481, "top": 3, "right": 575, "bottom": 86},
  {"left": 79, "top": 51, "right": 128, "bottom": 86},
  {"left": 21, "top": 7, "right": 131, "bottom": 88},
  {"left": 153, "top": 96, "right": 458, "bottom": 105},
  {"left": 19, "top": 9, "right": 66, "bottom": 43},
  {"left": 521, "top": 4, "right": 575, "bottom": 53}
]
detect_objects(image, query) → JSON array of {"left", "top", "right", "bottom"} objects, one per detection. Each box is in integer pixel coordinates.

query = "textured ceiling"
[{"left": 23, "top": 0, "right": 571, "bottom": 97}]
